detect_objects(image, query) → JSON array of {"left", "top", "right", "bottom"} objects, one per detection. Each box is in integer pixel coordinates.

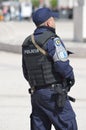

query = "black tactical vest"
[{"left": 22, "top": 31, "right": 62, "bottom": 87}]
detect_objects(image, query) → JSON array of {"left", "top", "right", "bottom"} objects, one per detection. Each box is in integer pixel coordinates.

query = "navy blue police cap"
[{"left": 32, "top": 7, "right": 55, "bottom": 26}]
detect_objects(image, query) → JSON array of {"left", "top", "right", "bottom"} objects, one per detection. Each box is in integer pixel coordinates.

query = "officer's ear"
[
  {"left": 45, "top": 17, "right": 55, "bottom": 28},
  {"left": 44, "top": 20, "right": 49, "bottom": 27},
  {"left": 44, "top": 17, "right": 51, "bottom": 27}
]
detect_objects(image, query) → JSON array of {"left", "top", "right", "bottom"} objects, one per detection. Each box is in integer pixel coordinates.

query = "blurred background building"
[
  {"left": 0, "top": 0, "right": 86, "bottom": 42},
  {"left": 0, "top": 0, "right": 74, "bottom": 21}
]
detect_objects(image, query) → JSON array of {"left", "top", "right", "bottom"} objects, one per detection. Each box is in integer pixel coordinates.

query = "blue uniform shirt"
[
  {"left": 46, "top": 37, "right": 74, "bottom": 79},
  {"left": 34, "top": 26, "right": 75, "bottom": 80}
]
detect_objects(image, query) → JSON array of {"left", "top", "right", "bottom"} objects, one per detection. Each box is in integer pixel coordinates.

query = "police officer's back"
[{"left": 22, "top": 7, "right": 78, "bottom": 130}]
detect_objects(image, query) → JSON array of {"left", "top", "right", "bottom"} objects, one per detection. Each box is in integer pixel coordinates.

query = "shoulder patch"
[
  {"left": 55, "top": 38, "right": 61, "bottom": 45},
  {"left": 53, "top": 37, "right": 68, "bottom": 62}
]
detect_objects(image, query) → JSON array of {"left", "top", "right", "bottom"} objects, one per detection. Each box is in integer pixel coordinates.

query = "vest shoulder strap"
[{"left": 31, "top": 34, "right": 47, "bottom": 55}]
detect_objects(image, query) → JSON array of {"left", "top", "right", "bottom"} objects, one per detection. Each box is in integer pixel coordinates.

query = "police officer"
[{"left": 22, "top": 7, "right": 78, "bottom": 130}]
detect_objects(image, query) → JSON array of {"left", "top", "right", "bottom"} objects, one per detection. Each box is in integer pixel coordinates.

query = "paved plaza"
[
  {"left": 0, "top": 51, "right": 86, "bottom": 130},
  {"left": 0, "top": 20, "right": 86, "bottom": 57}
]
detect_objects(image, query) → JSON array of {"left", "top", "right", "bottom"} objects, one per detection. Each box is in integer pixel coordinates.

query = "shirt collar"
[{"left": 34, "top": 26, "right": 56, "bottom": 35}]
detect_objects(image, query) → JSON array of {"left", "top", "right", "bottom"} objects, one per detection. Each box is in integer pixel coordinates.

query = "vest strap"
[{"left": 31, "top": 34, "right": 47, "bottom": 55}]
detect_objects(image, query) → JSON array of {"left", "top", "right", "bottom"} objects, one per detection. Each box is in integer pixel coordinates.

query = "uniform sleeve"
[{"left": 45, "top": 38, "right": 75, "bottom": 80}]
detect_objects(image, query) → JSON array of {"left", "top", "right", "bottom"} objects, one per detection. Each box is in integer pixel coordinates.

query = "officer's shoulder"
[
  {"left": 22, "top": 35, "right": 32, "bottom": 47},
  {"left": 49, "top": 35, "right": 60, "bottom": 41},
  {"left": 45, "top": 35, "right": 58, "bottom": 47},
  {"left": 47, "top": 35, "right": 60, "bottom": 45},
  {"left": 36, "top": 31, "right": 56, "bottom": 45}
]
